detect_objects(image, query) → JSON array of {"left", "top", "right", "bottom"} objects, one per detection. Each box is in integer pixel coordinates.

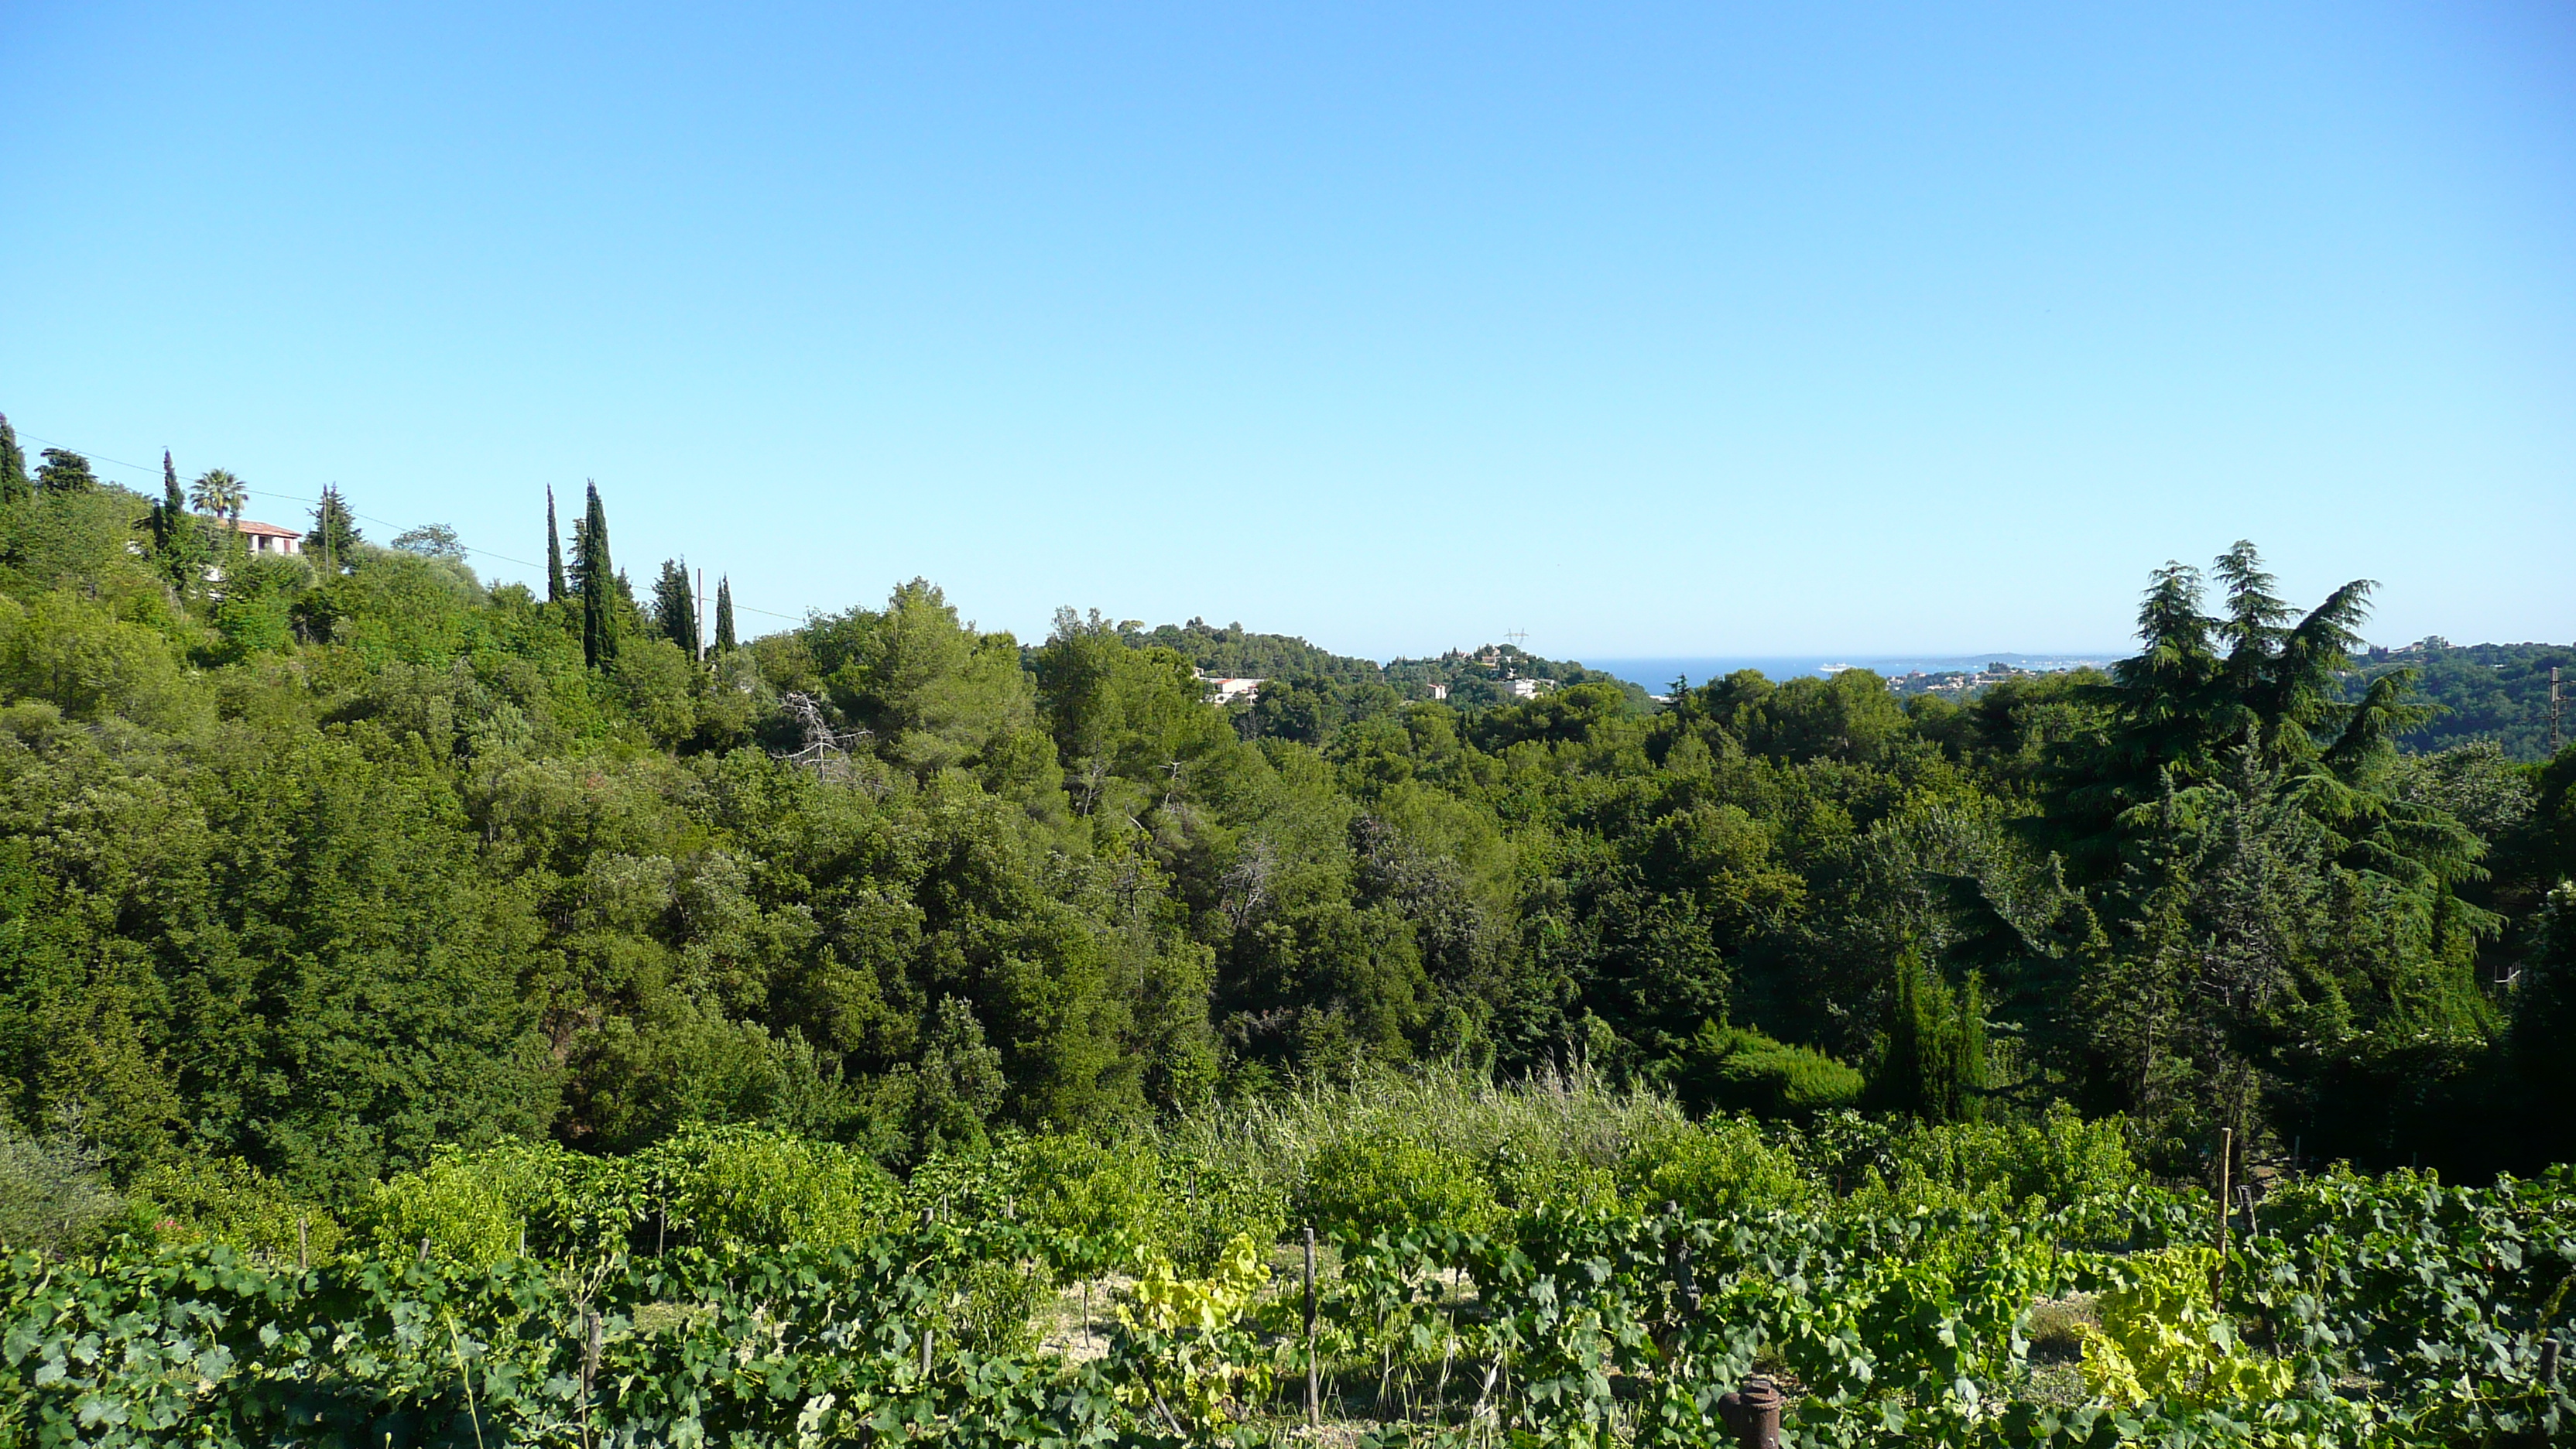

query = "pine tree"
[
  {"left": 0, "top": 413, "right": 25, "bottom": 505},
  {"left": 545, "top": 486, "right": 567, "bottom": 605},
  {"left": 652, "top": 558, "right": 698, "bottom": 659},
  {"left": 35, "top": 449, "right": 98, "bottom": 494},
  {"left": 306, "top": 485, "right": 361, "bottom": 572},
  {"left": 576, "top": 481, "right": 618, "bottom": 667},
  {"left": 714, "top": 576, "right": 736, "bottom": 652}
]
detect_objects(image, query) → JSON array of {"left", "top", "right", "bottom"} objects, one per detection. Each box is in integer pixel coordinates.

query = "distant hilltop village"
[
  {"left": 2366, "top": 635, "right": 2453, "bottom": 660},
  {"left": 1182, "top": 632, "right": 2133, "bottom": 718},
  {"left": 1872, "top": 659, "right": 2095, "bottom": 700},
  {"left": 1193, "top": 642, "right": 1567, "bottom": 711},
  {"left": 1144, "top": 622, "right": 1631, "bottom": 721}
]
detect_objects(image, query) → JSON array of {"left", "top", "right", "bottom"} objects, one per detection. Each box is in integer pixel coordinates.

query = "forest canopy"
[{"left": 1, "top": 424, "right": 2571, "bottom": 1211}]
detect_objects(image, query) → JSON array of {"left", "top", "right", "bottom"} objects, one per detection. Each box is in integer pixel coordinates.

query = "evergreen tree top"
[
  {"left": 545, "top": 485, "right": 567, "bottom": 605},
  {"left": 0, "top": 413, "right": 24, "bottom": 498},
  {"left": 36, "top": 448, "right": 99, "bottom": 494}
]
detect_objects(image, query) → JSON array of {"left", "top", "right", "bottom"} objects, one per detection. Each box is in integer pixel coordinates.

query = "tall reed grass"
[{"left": 1156, "top": 1057, "right": 1687, "bottom": 1200}]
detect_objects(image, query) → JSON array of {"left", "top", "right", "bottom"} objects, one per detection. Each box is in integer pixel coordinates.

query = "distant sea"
[{"left": 1586, "top": 654, "right": 2121, "bottom": 693}]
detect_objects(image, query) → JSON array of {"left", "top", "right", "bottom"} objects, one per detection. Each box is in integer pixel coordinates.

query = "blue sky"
[{"left": 4, "top": 3, "right": 2570, "bottom": 659}]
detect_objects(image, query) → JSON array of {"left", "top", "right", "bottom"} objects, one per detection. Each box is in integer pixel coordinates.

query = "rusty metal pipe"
[{"left": 1718, "top": 1375, "right": 1783, "bottom": 1449}]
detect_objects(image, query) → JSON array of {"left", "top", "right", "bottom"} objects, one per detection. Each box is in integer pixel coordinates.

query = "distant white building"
[
  {"left": 1204, "top": 677, "right": 1265, "bottom": 705},
  {"left": 1427, "top": 683, "right": 1448, "bottom": 701},
  {"left": 1505, "top": 677, "right": 1553, "bottom": 700},
  {"left": 211, "top": 517, "right": 304, "bottom": 556}
]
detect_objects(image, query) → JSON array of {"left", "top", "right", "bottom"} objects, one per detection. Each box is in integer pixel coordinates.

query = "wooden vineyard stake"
[
  {"left": 1304, "top": 1226, "right": 1320, "bottom": 1425},
  {"left": 2213, "top": 1126, "right": 2233, "bottom": 1301}
]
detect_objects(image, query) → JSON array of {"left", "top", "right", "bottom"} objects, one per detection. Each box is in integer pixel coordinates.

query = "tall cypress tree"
[
  {"left": 545, "top": 486, "right": 567, "bottom": 604},
  {"left": 1873, "top": 952, "right": 1929, "bottom": 1117},
  {"left": 146, "top": 450, "right": 200, "bottom": 587},
  {"left": 158, "top": 454, "right": 184, "bottom": 532},
  {"left": 0, "top": 413, "right": 24, "bottom": 505},
  {"left": 651, "top": 557, "right": 698, "bottom": 659},
  {"left": 1868, "top": 951, "right": 1985, "bottom": 1122},
  {"left": 577, "top": 481, "right": 618, "bottom": 667},
  {"left": 714, "top": 576, "right": 736, "bottom": 652},
  {"left": 148, "top": 451, "right": 200, "bottom": 588},
  {"left": 1950, "top": 973, "right": 1988, "bottom": 1123}
]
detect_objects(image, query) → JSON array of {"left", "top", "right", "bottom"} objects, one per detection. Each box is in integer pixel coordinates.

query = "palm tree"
[{"left": 190, "top": 468, "right": 245, "bottom": 523}]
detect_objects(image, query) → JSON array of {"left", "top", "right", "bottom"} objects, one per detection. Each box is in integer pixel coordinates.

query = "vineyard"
[{"left": 3, "top": 1077, "right": 2571, "bottom": 1447}]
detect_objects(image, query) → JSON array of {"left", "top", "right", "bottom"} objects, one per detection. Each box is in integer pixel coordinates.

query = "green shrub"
[
  {"left": 357, "top": 1139, "right": 568, "bottom": 1269},
  {"left": 206, "top": 554, "right": 306, "bottom": 661},
  {"left": 2078, "top": 1247, "right": 2293, "bottom": 1406},
  {"left": 1014, "top": 1132, "right": 1168, "bottom": 1276},
  {"left": 1298, "top": 1127, "right": 1498, "bottom": 1244},
  {"left": 1616, "top": 1115, "right": 1814, "bottom": 1217},
  {"left": 1884, "top": 1105, "right": 2139, "bottom": 1212},
  {"left": 994, "top": 1131, "right": 1288, "bottom": 1279},
  {"left": 1668, "top": 1020, "right": 1865, "bottom": 1119},
  {"left": 636, "top": 1122, "right": 899, "bottom": 1253},
  {"left": 310, "top": 550, "right": 477, "bottom": 665},
  {"left": 1483, "top": 1138, "right": 1624, "bottom": 1217},
  {"left": 0, "top": 590, "right": 203, "bottom": 730},
  {"left": 0, "top": 1112, "right": 122, "bottom": 1254},
  {"left": 951, "top": 1252, "right": 1051, "bottom": 1356},
  {"left": 1146, "top": 1155, "right": 1285, "bottom": 1276},
  {"left": 357, "top": 1126, "right": 904, "bottom": 1267},
  {"left": 131, "top": 1156, "right": 344, "bottom": 1262},
  {"left": 611, "top": 635, "right": 701, "bottom": 748}
]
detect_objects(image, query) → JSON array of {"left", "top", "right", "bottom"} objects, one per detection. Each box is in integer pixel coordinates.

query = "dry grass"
[
  {"left": 2023, "top": 1293, "right": 2098, "bottom": 1364},
  {"left": 1033, "top": 1274, "right": 1133, "bottom": 1364}
]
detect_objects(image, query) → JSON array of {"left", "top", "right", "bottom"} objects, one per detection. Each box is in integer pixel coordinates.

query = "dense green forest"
[
  {"left": 5, "top": 419, "right": 2576, "bottom": 1444},
  {"left": 2, "top": 418, "right": 2573, "bottom": 1213},
  {"left": 2348, "top": 638, "right": 2576, "bottom": 762}
]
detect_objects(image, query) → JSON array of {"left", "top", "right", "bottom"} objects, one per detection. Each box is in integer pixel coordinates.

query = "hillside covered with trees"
[
  {"left": 2, "top": 416, "right": 2573, "bottom": 1218},
  {"left": 2346, "top": 638, "right": 2576, "bottom": 762},
  {"left": 1124, "top": 617, "right": 1388, "bottom": 686}
]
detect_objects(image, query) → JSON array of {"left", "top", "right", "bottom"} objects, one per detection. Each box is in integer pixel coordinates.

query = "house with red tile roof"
[{"left": 209, "top": 516, "right": 304, "bottom": 556}]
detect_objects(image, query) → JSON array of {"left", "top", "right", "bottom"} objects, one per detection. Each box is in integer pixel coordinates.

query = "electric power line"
[{"left": 13, "top": 430, "right": 808, "bottom": 622}]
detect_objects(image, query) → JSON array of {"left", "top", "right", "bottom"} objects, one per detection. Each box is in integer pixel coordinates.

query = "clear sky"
[{"left": 4, "top": 3, "right": 2571, "bottom": 659}]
